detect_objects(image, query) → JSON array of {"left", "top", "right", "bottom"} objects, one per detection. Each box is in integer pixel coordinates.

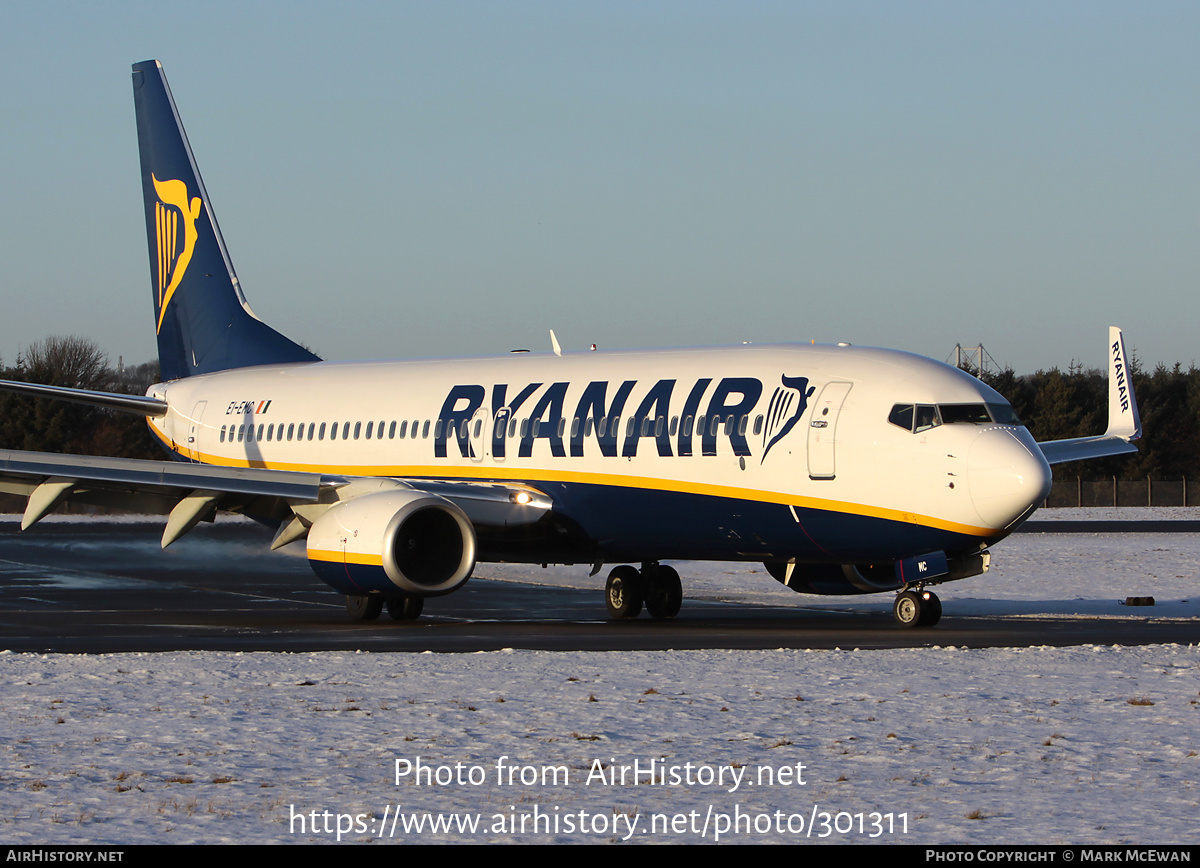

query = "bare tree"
[{"left": 18, "top": 335, "right": 111, "bottom": 390}]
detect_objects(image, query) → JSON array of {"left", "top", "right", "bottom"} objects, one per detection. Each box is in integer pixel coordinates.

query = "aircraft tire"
[
  {"left": 918, "top": 591, "right": 942, "bottom": 627},
  {"left": 386, "top": 595, "right": 424, "bottom": 621},
  {"left": 644, "top": 565, "right": 682, "bottom": 619},
  {"left": 605, "top": 566, "right": 644, "bottom": 619},
  {"left": 346, "top": 594, "right": 384, "bottom": 621},
  {"left": 893, "top": 591, "right": 923, "bottom": 628}
]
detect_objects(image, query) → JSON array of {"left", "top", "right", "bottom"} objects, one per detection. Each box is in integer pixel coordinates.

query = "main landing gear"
[
  {"left": 893, "top": 587, "right": 942, "bottom": 628},
  {"left": 605, "top": 562, "right": 683, "bottom": 620},
  {"left": 345, "top": 593, "right": 424, "bottom": 622}
]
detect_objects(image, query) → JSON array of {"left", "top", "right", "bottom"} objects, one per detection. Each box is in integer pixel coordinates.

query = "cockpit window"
[
  {"left": 888, "top": 404, "right": 914, "bottom": 431},
  {"left": 986, "top": 403, "right": 1022, "bottom": 425},
  {"left": 914, "top": 405, "right": 940, "bottom": 433},
  {"left": 888, "top": 401, "right": 1023, "bottom": 432},
  {"left": 938, "top": 404, "right": 992, "bottom": 425}
]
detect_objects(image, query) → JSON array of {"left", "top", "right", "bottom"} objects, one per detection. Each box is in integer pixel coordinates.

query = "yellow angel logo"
[{"left": 152, "top": 175, "right": 202, "bottom": 333}]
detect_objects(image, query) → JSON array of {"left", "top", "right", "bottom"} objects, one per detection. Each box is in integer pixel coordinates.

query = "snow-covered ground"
[{"left": 1, "top": 510, "right": 1197, "bottom": 844}]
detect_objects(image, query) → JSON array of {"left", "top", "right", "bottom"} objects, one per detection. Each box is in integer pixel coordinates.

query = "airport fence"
[
  {"left": 1, "top": 478, "right": 1197, "bottom": 515},
  {"left": 1045, "top": 477, "right": 1197, "bottom": 508}
]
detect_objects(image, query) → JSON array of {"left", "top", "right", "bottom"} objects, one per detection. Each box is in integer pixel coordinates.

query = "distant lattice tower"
[{"left": 947, "top": 343, "right": 1000, "bottom": 375}]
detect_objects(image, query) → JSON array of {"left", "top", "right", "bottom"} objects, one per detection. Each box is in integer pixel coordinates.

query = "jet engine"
[{"left": 307, "top": 489, "right": 476, "bottom": 597}]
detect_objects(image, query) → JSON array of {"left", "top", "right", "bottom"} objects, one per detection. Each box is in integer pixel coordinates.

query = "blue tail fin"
[{"left": 132, "top": 60, "right": 320, "bottom": 381}]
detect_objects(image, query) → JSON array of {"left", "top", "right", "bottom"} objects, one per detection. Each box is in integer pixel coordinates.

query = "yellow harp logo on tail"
[{"left": 152, "top": 175, "right": 202, "bottom": 333}]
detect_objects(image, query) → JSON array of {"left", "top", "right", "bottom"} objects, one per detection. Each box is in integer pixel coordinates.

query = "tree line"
[
  {"left": 1, "top": 335, "right": 1197, "bottom": 480},
  {"left": 0, "top": 336, "right": 160, "bottom": 459},
  {"left": 977, "top": 360, "right": 1198, "bottom": 480}
]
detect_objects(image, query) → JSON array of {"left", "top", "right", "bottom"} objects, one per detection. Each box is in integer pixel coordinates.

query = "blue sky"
[{"left": 1, "top": 1, "right": 1197, "bottom": 373}]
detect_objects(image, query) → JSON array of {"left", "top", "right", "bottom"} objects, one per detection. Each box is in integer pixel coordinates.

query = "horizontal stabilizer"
[{"left": 0, "top": 378, "right": 168, "bottom": 416}]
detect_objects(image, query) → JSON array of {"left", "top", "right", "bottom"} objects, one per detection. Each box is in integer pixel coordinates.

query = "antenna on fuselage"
[{"left": 550, "top": 330, "right": 562, "bottom": 357}]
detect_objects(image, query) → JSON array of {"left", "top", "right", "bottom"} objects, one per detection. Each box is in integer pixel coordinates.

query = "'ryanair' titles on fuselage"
[{"left": 433, "top": 375, "right": 814, "bottom": 461}]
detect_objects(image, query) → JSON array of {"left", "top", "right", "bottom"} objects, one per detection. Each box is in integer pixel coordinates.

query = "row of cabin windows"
[
  {"left": 218, "top": 413, "right": 771, "bottom": 445},
  {"left": 220, "top": 419, "right": 432, "bottom": 444}
]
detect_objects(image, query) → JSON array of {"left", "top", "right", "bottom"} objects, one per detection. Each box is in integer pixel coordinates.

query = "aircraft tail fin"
[{"left": 131, "top": 60, "right": 319, "bottom": 381}]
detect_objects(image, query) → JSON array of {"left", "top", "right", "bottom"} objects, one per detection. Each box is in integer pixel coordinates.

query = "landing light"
[{"left": 511, "top": 491, "right": 533, "bottom": 505}]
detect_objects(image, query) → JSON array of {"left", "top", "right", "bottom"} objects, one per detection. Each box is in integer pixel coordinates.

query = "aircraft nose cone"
[{"left": 968, "top": 429, "right": 1053, "bottom": 529}]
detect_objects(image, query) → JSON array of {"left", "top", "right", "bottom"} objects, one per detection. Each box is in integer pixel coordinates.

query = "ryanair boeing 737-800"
[{"left": 0, "top": 61, "right": 1142, "bottom": 628}]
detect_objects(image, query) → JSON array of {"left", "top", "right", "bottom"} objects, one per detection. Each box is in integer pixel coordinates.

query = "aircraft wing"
[
  {"left": 1037, "top": 433, "right": 1138, "bottom": 465},
  {"left": 0, "top": 449, "right": 552, "bottom": 548},
  {"left": 1035, "top": 327, "right": 1142, "bottom": 466}
]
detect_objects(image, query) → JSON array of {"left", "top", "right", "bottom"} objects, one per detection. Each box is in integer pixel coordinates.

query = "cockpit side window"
[
  {"left": 914, "top": 405, "right": 940, "bottom": 433},
  {"left": 888, "top": 404, "right": 914, "bottom": 431}
]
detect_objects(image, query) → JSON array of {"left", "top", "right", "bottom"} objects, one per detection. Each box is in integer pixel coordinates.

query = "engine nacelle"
[
  {"left": 764, "top": 561, "right": 900, "bottom": 596},
  {"left": 307, "top": 489, "right": 476, "bottom": 597}
]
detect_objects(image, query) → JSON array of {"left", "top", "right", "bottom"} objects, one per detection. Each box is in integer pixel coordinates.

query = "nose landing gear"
[{"left": 893, "top": 588, "right": 942, "bottom": 628}]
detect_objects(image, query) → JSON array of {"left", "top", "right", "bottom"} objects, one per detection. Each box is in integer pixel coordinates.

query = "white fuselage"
[{"left": 146, "top": 342, "right": 1052, "bottom": 566}]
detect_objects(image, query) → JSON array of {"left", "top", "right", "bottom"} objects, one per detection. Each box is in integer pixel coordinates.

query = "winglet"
[
  {"left": 1106, "top": 326, "right": 1141, "bottom": 440},
  {"left": 1036, "top": 326, "right": 1141, "bottom": 465}
]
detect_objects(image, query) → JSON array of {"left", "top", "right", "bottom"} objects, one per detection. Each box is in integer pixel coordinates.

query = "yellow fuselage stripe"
[{"left": 148, "top": 420, "right": 997, "bottom": 539}]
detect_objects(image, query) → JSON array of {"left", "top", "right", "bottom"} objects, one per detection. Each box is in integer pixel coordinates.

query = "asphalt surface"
[{"left": 0, "top": 518, "right": 1195, "bottom": 653}]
